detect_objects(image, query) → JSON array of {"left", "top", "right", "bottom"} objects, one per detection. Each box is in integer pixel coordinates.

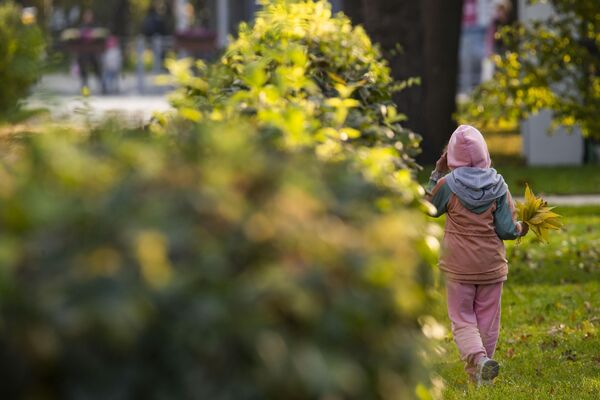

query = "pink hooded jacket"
[
  {"left": 428, "top": 125, "right": 522, "bottom": 284},
  {"left": 447, "top": 125, "right": 491, "bottom": 170}
]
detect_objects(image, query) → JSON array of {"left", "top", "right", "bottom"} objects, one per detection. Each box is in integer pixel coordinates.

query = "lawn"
[
  {"left": 418, "top": 131, "right": 600, "bottom": 195},
  {"left": 429, "top": 206, "right": 600, "bottom": 399}
]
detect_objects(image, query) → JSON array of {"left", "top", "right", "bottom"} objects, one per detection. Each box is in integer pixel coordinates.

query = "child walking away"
[{"left": 426, "top": 125, "right": 528, "bottom": 385}]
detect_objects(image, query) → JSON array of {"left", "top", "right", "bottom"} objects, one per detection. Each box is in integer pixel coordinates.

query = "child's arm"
[
  {"left": 425, "top": 151, "right": 451, "bottom": 218},
  {"left": 426, "top": 174, "right": 452, "bottom": 218},
  {"left": 493, "top": 190, "right": 527, "bottom": 240}
]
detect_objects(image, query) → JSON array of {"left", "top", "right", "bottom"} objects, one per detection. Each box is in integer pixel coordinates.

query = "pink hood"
[{"left": 447, "top": 125, "right": 491, "bottom": 169}]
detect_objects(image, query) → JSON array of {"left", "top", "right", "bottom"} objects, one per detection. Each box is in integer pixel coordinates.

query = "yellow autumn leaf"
[{"left": 516, "top": 184, "right": 563, "bottom": 244}]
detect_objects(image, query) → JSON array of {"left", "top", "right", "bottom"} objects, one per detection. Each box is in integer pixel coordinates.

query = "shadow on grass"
[
  {"left": 434, "top": 280, "right": 600, "bottom": 400},
  {"left": 507, "top": 207, "right": 600, "bottom": 286}
]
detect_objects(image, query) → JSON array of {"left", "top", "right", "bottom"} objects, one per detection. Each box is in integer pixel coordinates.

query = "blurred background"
[
  {"left": 11, "top": 0, "right": 600, "bottom": 167},
  {"left": 0, "top": 0, "right": 598, "bottom": 398}
]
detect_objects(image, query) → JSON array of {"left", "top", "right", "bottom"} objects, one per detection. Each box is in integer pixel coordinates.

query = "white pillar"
[
  {"left": 136, "top": 35, "right": 146, "bottom": 94},
  {"left": 152, "top": 36, "right": 163, "bottom": 73},
  {"left": 217, "top": 0, "right": 230, "bottom": 48},
  {"left": 330, "top": 0, "right": 343, "bottom": 13},
  {"left": 175, "top": 0, "right": 190, "bottom": 32}
]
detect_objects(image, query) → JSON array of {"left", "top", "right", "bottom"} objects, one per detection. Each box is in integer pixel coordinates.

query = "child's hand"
[
  {"left": 435, "top": 151, "right": 450, "bottom": 174},
  {"left": 518, "top": 221, "right": 529, "bottom": 236}
]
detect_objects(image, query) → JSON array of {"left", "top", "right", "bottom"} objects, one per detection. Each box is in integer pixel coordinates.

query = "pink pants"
[{"left": 446, "top": 279, "right": 503, "bottom": 380}]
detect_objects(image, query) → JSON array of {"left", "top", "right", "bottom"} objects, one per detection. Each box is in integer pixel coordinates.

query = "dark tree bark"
[
  {"left": 111, "top": 0, "right": 130, "bottom": 37},
  {"left": 344, "top": 0, "right": 464, "bottom": 164}
]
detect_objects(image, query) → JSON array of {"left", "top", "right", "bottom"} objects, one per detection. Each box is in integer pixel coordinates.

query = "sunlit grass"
[
  {"left": 430, "top": 207, "right": 600, "bottom": 399},
  {"left": 419, "top": 164, "right": 600, "bottom": 195}
]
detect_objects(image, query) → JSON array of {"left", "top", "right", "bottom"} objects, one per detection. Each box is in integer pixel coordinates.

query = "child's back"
[
  {"left": 427, "top": 125, "right": 526, "bottom": 385},
  {"left": 430, "top": 165, "right": 520, "bottom": 284}
]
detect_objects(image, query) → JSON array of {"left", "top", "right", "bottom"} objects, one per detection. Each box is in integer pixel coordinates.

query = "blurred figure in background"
[
  {"left": 103, "top": 36, "right": 122, "bottom": 94},
  {"left": 142, "top": 4, "right": 167, "bottom": 73},
  {"left": 77, "top": 9, "right": 106, "bottom": 94},
  {"left": 459, "top": 0, "right": 514, "bottom": 92},
  {"left": 459, "top": 0, "right": 487, "bottom": 94},
  {"left": 482, "top": 0, "right": 513, "bottom": 81},
  {"left": 489, "top": 0, "right": 512, "bottom": 56},
  {"left": 142, "top": 4, "right": 167, "bottom": 38}
]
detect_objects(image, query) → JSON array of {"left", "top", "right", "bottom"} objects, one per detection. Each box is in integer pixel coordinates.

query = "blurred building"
[{"left": 517, "top": 0, "right": 584, "bottom": 165}]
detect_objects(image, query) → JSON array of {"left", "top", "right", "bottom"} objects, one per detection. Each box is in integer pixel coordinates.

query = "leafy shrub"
[
  {"left": 0, "top": 1, "right": 440, "bottom": 397},
  {"left": 166, "top": 0, "right": 423, "bottom": 203},
  {"left": 0, "top": 1, "right": 45, "bottom": 113},
  {"left": 0, "top": 118, "right": 438, "bottom": 399},
  {"left": 157, "top": 2, "right": 441, "bottom": 396}
]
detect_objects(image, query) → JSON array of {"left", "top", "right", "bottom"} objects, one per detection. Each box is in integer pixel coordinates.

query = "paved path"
[
  {"left": 28, "top": 73, "right": 172, "bottom": 122},
  {"left": 513, "top": 195, "right": 600, "bottom": 206},
  {"left": 36, "top": 73, "right": 171, "bottom": 96},
  {"left": 28, "top": 95, "right": 172, "bottom": 123}
]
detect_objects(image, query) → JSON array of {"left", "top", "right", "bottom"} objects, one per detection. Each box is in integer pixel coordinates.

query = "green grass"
[
  {"left": 419, "top": 165, "right": 600, "bottom": 195},
  {"left": 431, "top": 207, "right": 600, "bottom": 399},
  {"left": 419, "top": 131, "right": 600, "bottom": 195},
  {"left": 492, "top": 165, "right": 600, "bottom": 196}
]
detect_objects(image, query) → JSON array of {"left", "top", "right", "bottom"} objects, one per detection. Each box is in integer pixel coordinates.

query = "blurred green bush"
[
  {"left": 166, "top": 0, "right": 423, "bottom": 204},
  {"left": 0, "top": 1, "right": 442, "bottom": 398},
  {"left": 0, "top": 1, "right": 45, "bottom": 114},
  {"left": 0, "top": 118, "right": 438, "bottom": 399}
]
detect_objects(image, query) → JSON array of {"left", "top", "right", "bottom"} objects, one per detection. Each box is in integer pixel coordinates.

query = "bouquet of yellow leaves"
[{"left": 515, "top": 184, "right": 563, "bottom": 243}]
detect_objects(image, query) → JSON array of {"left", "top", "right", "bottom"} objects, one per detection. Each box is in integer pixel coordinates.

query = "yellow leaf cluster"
[{"left": 516, "top": 184, "right": 563, "bottom": 243}]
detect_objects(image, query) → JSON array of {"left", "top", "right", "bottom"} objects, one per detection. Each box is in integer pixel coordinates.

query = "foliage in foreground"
[
  {"left": 0, "top": 2, "right": 442, "bottom": 397},
  {"left": 0, "top": 1, "right": 45, "bottom": 114},
  {"left": 459, "top": 0, "right": 600, "bottom": 139},
  {"left": 166, "top": 0, "right": 423, "bottom": 205},
  {"left": 0, "top": 119, "right": 438, "bottom": 399}
]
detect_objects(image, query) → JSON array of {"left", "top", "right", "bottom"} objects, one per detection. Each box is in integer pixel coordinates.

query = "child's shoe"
[{"left": 476, "top": 356, "right": 500, "bottom": 386}]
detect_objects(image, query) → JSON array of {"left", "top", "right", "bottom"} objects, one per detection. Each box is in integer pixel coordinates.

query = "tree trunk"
[
  {"left": 420, "top": 0, "right": 464, "bottom": 163},
  {"left": 343, "top": 0, "right": 464, "bottom": 164},
  {"left": 111, "top": 0, "right": 130, "bottom": 37}
]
